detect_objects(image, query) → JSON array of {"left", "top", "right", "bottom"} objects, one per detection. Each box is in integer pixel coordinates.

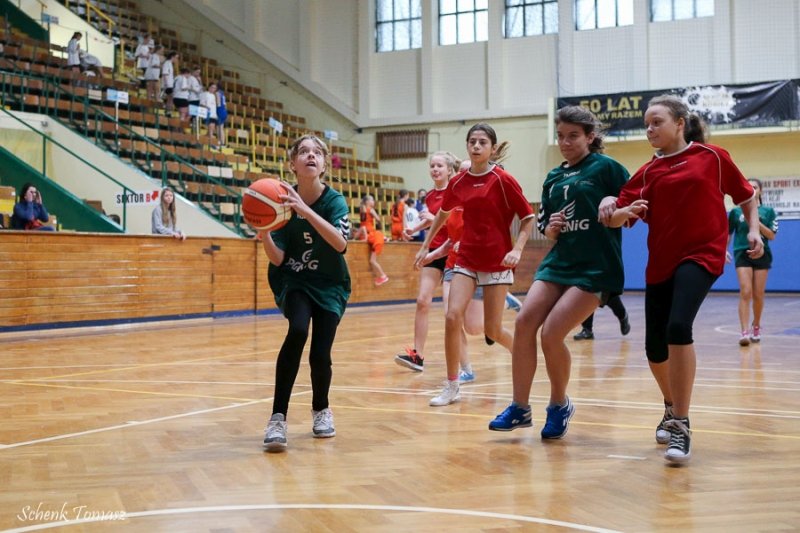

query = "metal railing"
[
  {"left": 0, "top": 103, "right": 130, "bottom": 230},
  {"left": 0, "top": 67, "right": 246, "bottom": 235}
]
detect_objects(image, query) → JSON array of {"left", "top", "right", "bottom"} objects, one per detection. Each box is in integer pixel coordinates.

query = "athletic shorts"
[
  {"left": 424, "top": 256, "right": 447, "bottom": 272},
  {"left": 576, "top": 286, "right": 612, "bottom": 305},
  {"left": 452, "top": 265, "right": 513, "bottom": 286},
  {"left": 173, "top": 98, "right": 188, "bottom": 108},
  {"left": 164, "top": 88, "right": 174, "bottom": 96},
  {"left": 367, "top": 230, "right": 384, "bottom": 254},
  {"left": 734, "top": 249, "right": 772, "bottom": 270},
  {"left": 443, "top": 268, "right": 483, "bottom": 299}
]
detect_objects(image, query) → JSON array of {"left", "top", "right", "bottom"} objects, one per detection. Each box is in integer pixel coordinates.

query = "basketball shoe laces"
[{"left": 664, "top": 419, "right": 690, "bottom": 450}]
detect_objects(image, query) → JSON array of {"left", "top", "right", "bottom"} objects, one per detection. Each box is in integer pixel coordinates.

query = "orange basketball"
[{"left": 242, "top": 178, "right": 292, "bottom": 231}]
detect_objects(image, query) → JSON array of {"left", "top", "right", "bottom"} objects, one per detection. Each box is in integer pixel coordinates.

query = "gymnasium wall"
[
  {"left": 176, "top": 0, "right": 800, "bottom": 127},
  {"left": 622, "top": 219, "right": 799, "bottom": 292},
  {"left": 160, "top": 0, "right": 800, "bottom": 200},
  {"left": 0, "top": 233, "right": 550, "bottom": 332}
]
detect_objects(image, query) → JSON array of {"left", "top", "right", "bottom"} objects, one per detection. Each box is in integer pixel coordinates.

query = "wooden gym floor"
[{"left": 1, "top": 293, "right": 799, "bottom": 532}]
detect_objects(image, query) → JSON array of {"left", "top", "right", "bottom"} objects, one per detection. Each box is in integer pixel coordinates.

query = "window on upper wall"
[
  {"left": 504, "top": 0, "right": 559, "bottom": 38},
  {"left": 651, "top": 0, "right": 714, "bottom": 21},
  {"left": 575, "top": 0, "right": 634, "bottom": 30},
  {"left": 440, "top": 0, "right": 488, "bottom": 46},
  {"left": 376, "top": 0, "right": 422, "bottom": 52}
]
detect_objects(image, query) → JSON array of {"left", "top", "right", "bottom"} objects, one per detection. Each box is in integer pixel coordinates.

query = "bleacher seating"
[{"left": 2, "top": 1, "right": 408, "bottom": 235}]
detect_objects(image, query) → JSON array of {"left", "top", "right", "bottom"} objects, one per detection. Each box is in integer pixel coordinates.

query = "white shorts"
[{"left": 452, "top": 265, "right": 514, "bottom": 287}]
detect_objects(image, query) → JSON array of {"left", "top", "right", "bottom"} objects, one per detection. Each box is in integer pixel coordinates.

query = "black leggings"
[
  {"left": 581, "top": 294, "right": 627, "bottom": 330},
  {"left": 272, "top": 290, "right": 340, "bottom": 417},
  {"left": 645, "top": 262, "right": 717, "bottom": 363}
]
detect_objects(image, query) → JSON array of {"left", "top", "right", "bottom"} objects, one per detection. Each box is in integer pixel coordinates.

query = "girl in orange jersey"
[
  {"left": 390, "top": 189, "right": 410, "bottom": 241},
  {"left": 360, "top": 194, "right": 389, "bottom": 286}
]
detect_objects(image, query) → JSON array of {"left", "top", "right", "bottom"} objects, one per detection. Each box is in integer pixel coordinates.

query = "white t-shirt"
[
  {"left": 404, "top": 206, "right": 420, "bottom": 237},
  {"left": 144, "top": 54, "right": 161, "bottom": 81},
  {"left": 200, "top": 91, "right": 218, "bottom": 119},
  {"left": 173, "top": 75, "right": 191, "bottom": 99},
  {"left": 67, "top": 38, "right": 80, "bottom": 66},
  {"left": 187, "top": 75, "right": 202, "bottom": 101},
  {"left": 161, "top": 59, "right": 174, "bottom": 88},
  {"left": 135, "top": 43, "right": 151, "bottom": 69}
]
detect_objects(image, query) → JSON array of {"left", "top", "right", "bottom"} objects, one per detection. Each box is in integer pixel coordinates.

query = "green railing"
[
  {"left": 0, "top": 67, "right": 245, "bottom": 235},
  {"left": 0, "top": 107, "right": 125, "bottom": 232},
  {"left": 0, "top": 0, "right": 48, "bottom": 42}
]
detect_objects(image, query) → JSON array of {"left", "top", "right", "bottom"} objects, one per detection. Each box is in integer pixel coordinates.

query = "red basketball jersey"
[
  {"left": 442, "top": 166, "right": 534, "bottom": 272},
  {"left": 618, "top": 142, "right": 754, "bottom": 284},
  {"left": 425, "top": 186, "right": 449, "bottom": 250}
]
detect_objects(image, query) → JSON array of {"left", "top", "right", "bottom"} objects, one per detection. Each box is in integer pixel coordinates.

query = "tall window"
[
  {"left": 575, "top": 0, "right": 634, "bottom": 30},
  {"left": 504, "top": 0, "right": 559, "bottom": 38},
  {"left": 440, "top": 0, "right": 488, "bottom": 46},
  {"left": 651, "top": 0, "right": 714, "bottom": 21},
  {"left": 376, "top": 0, "right": 422, "bottom": 52}
]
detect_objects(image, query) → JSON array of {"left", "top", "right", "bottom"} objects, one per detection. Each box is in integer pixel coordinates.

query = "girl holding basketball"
[
  {"left": 415, "top": 123, "right": 535, "bottom": 406},
  {"left": 260, "top": 134, "right": 352, "bottom": 453},
  {"left": 727, "top": 178, "right": 778, "bottom": 346},
  {"left": 359, "top": 194, "right": 389, "bottom": 286},
  {"left": 488, "top": 106, "right": 629, "bottom": 439},
  {"left": 602, "top": 95, "right": 763, "bottom": 464}
]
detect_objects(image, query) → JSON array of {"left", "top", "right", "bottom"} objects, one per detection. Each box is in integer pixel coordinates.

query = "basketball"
[{"left": 242, "top": 178, "right": 292, "bottom": 231}]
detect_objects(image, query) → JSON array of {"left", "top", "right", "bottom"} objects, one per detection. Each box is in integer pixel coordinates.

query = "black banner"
[{"left": 557, "top": 79, "right": 800, "bottom": 135}]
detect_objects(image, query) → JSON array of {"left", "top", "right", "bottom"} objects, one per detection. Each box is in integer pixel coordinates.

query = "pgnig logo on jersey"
[
  {"left": 285, "top": 249, "right": 319, "bottom": 272},
  {"left": 562, "top": 218, "right": 590, "bottom": 232}
]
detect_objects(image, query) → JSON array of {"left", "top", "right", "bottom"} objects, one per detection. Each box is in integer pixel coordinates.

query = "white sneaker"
[
  {"left": 430, "top": 380, "right": 460, "bottom": 406},
  {"left": 263, "top": 413, "right": 287, "bottom": 452},
  {"left": 311, "top": 408, "right": 336, "bottom": 438}
]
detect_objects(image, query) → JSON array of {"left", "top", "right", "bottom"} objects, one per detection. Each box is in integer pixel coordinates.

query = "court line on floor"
[
  {"left": 2, "top": 503, "right": 621, "bottom": 533},
  {"left": 3, "top": 378, "right": 798, "bottom": 450},
  {"left": 3, "top": 331, "right": 421, "bottom": 383},
  {"left": 0, "top": 390, "right": 308, "bottom": 450}
]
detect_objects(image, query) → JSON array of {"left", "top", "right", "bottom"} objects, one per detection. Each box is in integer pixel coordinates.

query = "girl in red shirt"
[
  {"left": 394, "top": 151, "right": 456, "bottom": 372},
  {"left": 604, "top": 95, "right": 763, "bottom": 464},
  {"left": 416, "top": 123, "right": 535, "bottom": 407}
]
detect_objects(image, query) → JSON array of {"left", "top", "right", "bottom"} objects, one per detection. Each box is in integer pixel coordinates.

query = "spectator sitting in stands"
[
  {"left": 11, "top": 183, "right": 54, "bottom": 231},
  {"left": 151, "top": 187, "right": 186, "bottom": 240}
]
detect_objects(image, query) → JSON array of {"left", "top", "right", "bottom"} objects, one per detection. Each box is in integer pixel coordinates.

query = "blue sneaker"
[
  {"left": 541, "top": 397, "right": 575, "bottom": 439},
  {"left": 505, "top": 293, "right": 522, "bottom": 312},
  {"left": 458, "top": 369, "right": 475, "bottom": 383},
  {"left": 488, "top": 403, "right": 533, "bottom": 431}
]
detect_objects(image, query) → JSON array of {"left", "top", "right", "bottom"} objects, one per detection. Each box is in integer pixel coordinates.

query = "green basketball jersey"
[
  {"left": 728, "top": 205, "right": 778, "bottom": 253},
  {"left": 535, "top": 152, "right": 630, "bottom": 293},
  {"left": 268, "top": 185, "right": 352, "bottom": 318}
]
